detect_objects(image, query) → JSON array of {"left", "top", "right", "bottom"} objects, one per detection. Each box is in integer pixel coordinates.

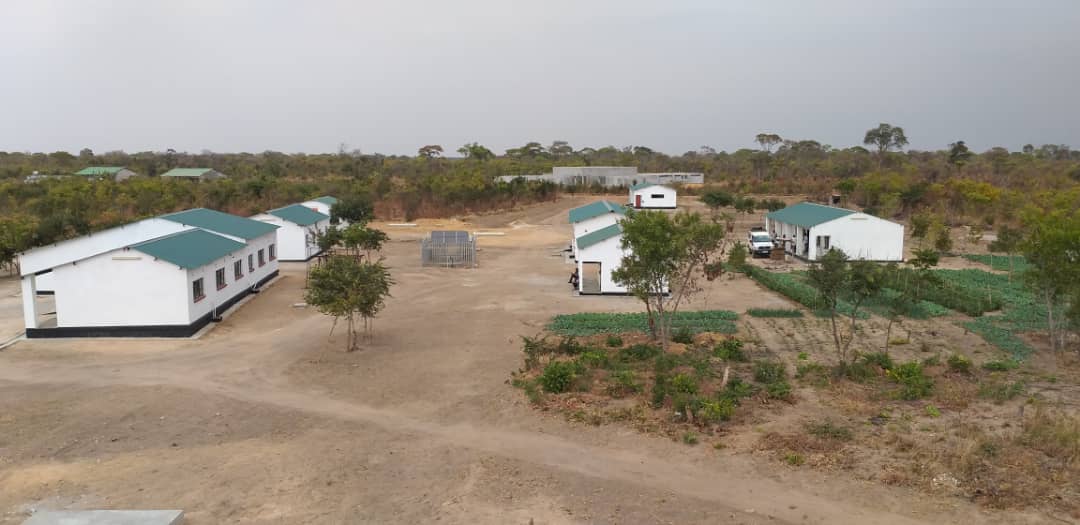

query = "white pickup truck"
[{"left": 747, "top": 227, "right": 774, "bottom": 258}]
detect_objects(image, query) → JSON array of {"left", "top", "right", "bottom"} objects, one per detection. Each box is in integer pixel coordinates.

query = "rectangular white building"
[
  {"left": 17, "top": 208, "right": 279, "bottom": 338},
  {"left": 575, "top": 223, "right": 629, "bottom": 295},
  {"left": 252, "top": 204, "right": 330, "bottom": 261},
  {"left": 568, "top": 200, "right": 626, "bottom": 258},
  {"left": 629, "top": 183, "right": 676, "bottom": 209},
  {"left": 764, "top": 202, "right": 904, "bottom": 261},
  {"left": 302, "top": 196, "right": 338, "bottom": 218}
]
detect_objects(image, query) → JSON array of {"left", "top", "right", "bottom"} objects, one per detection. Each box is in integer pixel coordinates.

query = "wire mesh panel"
[{"left": 421, "top": 231, "right": 477, "bottom": 268}]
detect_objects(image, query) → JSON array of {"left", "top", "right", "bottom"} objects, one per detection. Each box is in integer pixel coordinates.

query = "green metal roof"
[
  {"left": 576, "top": 223, "right": 622, "bottom": 250},
  {"left": 160, "top": 208, "right": 278, "bottom": 240},
  {"left": 131, "top": 229, "right": 245, "bottom": 269},
  {"left": 161, "top": 168, "right": 218, "bottom": 178},
  {"left": 568, "top": 200, "right": 627, "bottom": 224},
  {"left": 310, "top": 196, "right": 338, "bottom": 205},
  {"left": 75, "top": 166, "right": 126, "bottom": 176},
  {"left": 766, "top": 202, "right": 855, "bottom": 228},
  {"left": 630, "top": 182, "right": 667, "bottom": 191},
  {"left": 267, "top": 204, "right": 329, "bottom": 226}
]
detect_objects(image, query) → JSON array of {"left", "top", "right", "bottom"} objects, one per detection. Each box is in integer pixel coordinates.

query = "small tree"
[
  {"left": 989, "top": 226, "right": 1023, "bottom": 280},
  {"left": 612, "top": 210, "right": 726, "bottom": 349},
  {"left": 863, "top": 123, "right": 909, "bottom": 168},
  {"left": 331, "top": 195, "right": 374, "bottom": 225},
  {"left": 701, "top": 190, "right": 734, "bottom": 209},
  {"left": 932, "top": 222, "right": 953, "bottom": 255},
  {"left": 341, "top": 223, "right": 389, "bottom": 260},
  {"left": 909, "top": 212, "right": 932, "bottom": 246},
  {"left": 948, "top": 140, "right": 974, "bottom": 174},
  {"left": 1021, "top": 212, "right": 1080, "bottom": 353},
  {"left": 305, "top": 256, "right": 394, "bottom": 352},
  {"left": 882, "top": 250, "right": 939, "bottom": 354},
  {"left": 807, "top": 249, "right": 881, "bottom": 367}
]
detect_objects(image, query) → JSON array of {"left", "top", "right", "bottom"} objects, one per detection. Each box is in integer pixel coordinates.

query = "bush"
[
  {"left": 672, "top": 328, "right": 694, "bottom": 345},
  {"left": 577, "top": 350, "right": 609, "bottom": 369},
  {"left": 620, "top": 343, "right": 661, "bottom": 362},
  {"left": 540, "top": 361, "right": 582, "bottom": 393},
  {"left": 718, "top": 376, "right": 755, "bottom": 405},
  {"left": 605, "top": 335, "right": 624, "bottom": 348},
  {"left": 746, "top": 308, "right": 804, "bottom": 318},
  {"left": 861, "top": 352, "right": 895, "bottom": 371},
  {"left": 978, "top": 381, "right": 1025, "bottom": 403},
  {"left": 651, "top": 373, "right": 671, "bottom": 407},
  {"left": 672, "top": 373, "right": 699, "bottom": 394},
  {"left": 753, "top": 360, "right": 787, "bottom": 384},
  {"left": 557, "top": 336, "right": 586, "bottom": 355},
  {"left": 713, "top": 337, "right": 747, "bottom": 361},
  {"left": 727, "top": 242, "right": 748, "bottom": 270},
  {"left": 805, "top": 420, "right": 853, "bottom": 441},
  {"left": 795, "top": 362, "right": 829, "bottom": 385},
  {"left": 838, "top": 361, "right": 877, "bottom": 383},
  {"left": 982, "top": 360, "right": 1019, "bottom": 372},
  {"left": 765, "top": 381, "right": 792, "bottom": 400},
  {"left": 653, "top": 353, "right": 679, "bottom": 373},
  {"left": 887, "top": 362, "right": 934, "bottom": 400},
  {"left": 947, "top": 354, "right": 973, "bottom": 374},
  {"left": 682, "top": 432, "right": 699, "bottom": 445},
  {"left": 521, "top": 335, "right": 552, "bottom": 371},
  {"left": 699, "top": 398, "right": 736, "bottom": 423},
  {"left": 606, "top": 370, "right": 641, "bottom": 397}
]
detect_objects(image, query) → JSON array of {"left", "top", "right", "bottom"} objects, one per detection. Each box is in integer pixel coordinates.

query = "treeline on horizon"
[{"left": 2, "top": 124, "right": 1080, "bottom": 271}]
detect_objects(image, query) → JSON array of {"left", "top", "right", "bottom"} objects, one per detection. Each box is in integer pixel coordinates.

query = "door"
[
  {"left": 635, "top": 194, "right": 642, "bottom": 208},
  {"left": 581, "top": 262, "right": 601, "bottom": 294}
]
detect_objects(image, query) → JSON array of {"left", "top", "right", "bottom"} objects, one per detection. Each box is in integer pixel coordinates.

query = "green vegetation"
[
  {"left": 963, "top": 254, "right": 1029, "bottom": 273},
  {"left": 305, "top": 255, "right": 394, "bottom": 352},
  {"left": 746, "top": 308, "right": 804, "bottom": 318},
  {"left": 604, "top": 335, "right": 624, "bottom": 348},
  {"left": 547, "top": 311, "right": 737, "bottom": 336},
  {"left": 887, "top": 362, "right": 934, "bottom": 400},
  {"left": 713, "top": 337, "right": 747, "bottom": 362},
  {"left": 539, "top": 361, "right": 583, "bottom": 393},
  {"left": 978, "top": 380, "right": 1026, "bottom": 403},
  {"left": 805, "top": 420, "right": 853, "bottom": 441}
]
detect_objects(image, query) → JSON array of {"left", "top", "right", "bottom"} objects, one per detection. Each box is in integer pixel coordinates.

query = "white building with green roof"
[
  {"left": 629, "top": 183, "right": 676, "bottom": 209},
  {"left": 74, "top": 166, "right": 140, "bottom": 181},
  {"left": 251, "top": 203, "right": 330, "bottom": 261},
  {"left": 574, "top": 222, "right": 629, "bottom": 294},
  {"left": 568, "top": 200, "right": 626, "bottom": 259},
  {"left": 16, "top": 208, "right": 280, "bottom": 338},
  {"left": 765, "top": 202, "right": 904, "bottom": 261},
  {"left": 160, "top": 167, "right": 225, "bottom": 181},
  {"left": 302, "top": 196, "right": 338, "bottom": 218}
]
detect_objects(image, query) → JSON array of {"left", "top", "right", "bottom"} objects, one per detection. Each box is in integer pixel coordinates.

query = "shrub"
[
  {"left": 838, "top": 361, "right": 876, "bottom": 383},
  {"left": 620, "top": 343, "right": 661, "bottom": 362},
  {"left": 978, "top": 381, "right": 1025, "bottom": 403},
  {"left": 805, "top": 420, "right": 853, "bottom": 441},
  {"left": 982, "top": 360, "right": 1018, "bottom": 372},
  {"left": 784, "top": 453, "right": 805, "bottom": 466},
  {"left": 887, "top": 362, "right": 934, "bottom": 400},
  {"left": 861, "top": 352, "right": 895, "bottom": 371},
  {"left": 606, "top": 370, "right": 641, "bottom": 397},
  {"left": 521, "top": 334, "right": 552, "bottom": 370},
  {"left": 753, "top": 360, "right": 787, "bottom": 384},
  {"left": 718, "top": 376, "right": 755, "bottom": 404},
  {"left": 653, "top": 353, "right": 679, "bottom": 373},
  {"left": 925, "top": 405, "right": 941, "bottom": 418},
  {"left": 727, "top": 242, "right": 748, "bottom": 270},
  {"left": 713, "top": 337, "right": 747, "bottom": 361},
  {"left": 795, "top": 362, "right": 829, "bottom": 385},
  {"left": 672, "top": 328, "right": 694, "bottom": 345},
  {"left": 557, "top": 336, "right": 586, "bottom": 355},
  {"left": 540, "top": 361, "right": 582, "bottom": 393},
  {"left": 577, "top": 350, "right": 609, "bottom": 369},
  {"left": 747, "top": 308, "right": 804, "bottom": 318},
  {"left": 605, "top": 335, "right": 624, "bottom": 348},
  {"left": 947, "top": 354, "right": 973, "bottom": 374},
  {"left": 682, "top": 432, "right": 699, "bottom": 445},
  {"left": 651, "top": 373, "right": 671, "bottom": 407},
  {"left": 699, "top": 398, "right": 736, "bottom": 423},
  {"left": 672, "top": 373, "right": 699, "bottom": 394},
  {"left": 765, "top": 381, "right": 792, "bottom": 401}
]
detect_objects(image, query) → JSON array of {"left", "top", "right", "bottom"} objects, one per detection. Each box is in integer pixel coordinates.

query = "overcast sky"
[{"left": 2, "top": 0, "right": 1078, "bottom": 155}]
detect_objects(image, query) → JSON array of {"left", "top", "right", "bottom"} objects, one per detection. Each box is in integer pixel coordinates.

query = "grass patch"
[
  {"left": 805, "top": 419, "right": 853, "bottom": 441},
  {"left": 978, "top": 380, "right": 1025, "bottom": 403},
  {"left": 548, "top": 311, "right": 738, "bottom": 336},
  {"left": 746, "top": 308, "right": 804, "bottom": 318}
]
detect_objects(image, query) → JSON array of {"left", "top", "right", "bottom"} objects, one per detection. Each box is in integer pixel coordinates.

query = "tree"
[
  {"left": 755, "top": 133, "right": 783, "bottom": 154},
  {"left": 341, "top": 223, "right": 388, "bottom": 260},
  {"left": 417, "top": 145, "right": 443, "bottom": 158},
  {"left": 701, "top": 190, "right": 734, "bottom": 209},
  {"left": 863, "top": 123, "right": 909, "bottom": 168},
  {"left": 1021, "top": 211, "right": 1080, "bottom": 353},
  {"left": 807, "top": 249, "right": 881, "bottom": 367},
  {"left": 0, "top": 217, "right": 35, "bottom": 275},
  {"left": 305, "top": 256, "right": 394, "bottom": 352},
  {"left": 882, "top": 250, "right": 939, "bottom": 354},
  {"left": 612, "top": 210, "right": 726, "bottom": 349},
  {"left": 331, "top": 195, "right": 374, "bottom": 225},
  {"left": 548, "top": 140, "right": 573, "bottom": 157},
  {"left": 457, "top": 142, "right": 494, "bottom": 161},
  {"left": 910, "top": 212, "right": 932, "bottom": 244},
  {"left": 948, "top": 141, "right": 974, "bottom": 174},
  {"left": 931, "top": 221, "right": 953, "bottom": 254},
  {"left": 989, "top": 226, "right": 1023, "bottom": 280}
]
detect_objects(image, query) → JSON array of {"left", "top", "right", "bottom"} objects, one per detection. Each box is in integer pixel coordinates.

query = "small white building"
[
  {"left": 74, "top": 166, "right": 140, "bottom": 181},
  {"left": 252, "top": 204, "right": 330, "bottom": 261},
  {"left": 764, "top": 202, "right": 904, "bottom": 261},
  {"left": 629, "top": 183, "right": 676, "bottom": 209},
  {"left": 160, "top": 168, "right": 226, "bottom": 181},
  {"left": 568, "top": 200, "right": 626, "bottom": 258},
  {"left": 575, "top": 223, "right": 629, "bottom": 295},
  {"left": 302, "top": 196, "right": 338, "bottom": 218},
  {"left": 17, "top": 208, "right": 279, "bottom": 338}
]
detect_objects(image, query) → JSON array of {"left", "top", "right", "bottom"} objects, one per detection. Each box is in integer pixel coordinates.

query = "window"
[
  {"left": 248, "top": 254, "right": 254, "bottom": 273},
  {"left": 234, "top": 260, "right": 243, "bottom": 280},
  {"left": 651, "top": 194, "right": 664, "bottom": 199},
  {"left": 216, "top": 268, "right": 227, "bottom": 290},
  {"left": 817, "top": 235, "right": 831, "bottom": 250},
  {"left": 258, "top": 249, "right": 266, "bottom": 267},
  {"left": 192, "top": 278, "right": 205, "bottom": 302},
  {"left": 269, "top": 244, "right": 276, "bottom": 261}
]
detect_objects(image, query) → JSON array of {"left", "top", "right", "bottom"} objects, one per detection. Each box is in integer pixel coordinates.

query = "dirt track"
[{"left": 0, "top": 197, "right": 1032, "bottom": 524}]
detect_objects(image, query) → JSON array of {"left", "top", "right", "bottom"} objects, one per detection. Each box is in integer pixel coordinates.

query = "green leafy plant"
[
  {"left": 539, "top": 361, "right": 583, "bottom": 393},
  {"left": 887, "top": 362, "right": 934, "bottom": 400},
  {"left": 682, "top": 432, "right": 699, "bottom": 445},
  {"left": 577, "top": 350, "right": 609, "bottom": 369},
  {"left": 699, "top": 398, "right": 736, "bottom": 423},
  {"left": 946, "top": 354, "right": 973, "bottom": 375},
  {"left": 924, "top": 405, "right": 941, "bottom": 418},
  {"left": 805, "top": 420, "right": 853, "bottom": 441},
  {"left": 606, "top": 370, "right": 641, "bottom": 397},
  {"left": 672, "top": 373, "right": 699, "bottom": 394},
  {"left": 861, "top": 352, "right": 895, "bottom": 371},
  {"left": 605, "top": 335, "right": 624, "bottom": 348},
  {"left": 746, "top": 308, "right": 804, "bottom": 318},
  {"left": 713, "top": 337, "right": 747, "bottom": 361},
  {"left": 672, "top": 328, "right": 694, "bottom": 345},
  {"left": 753, "top": 360, "right": 787, "bottom": 384},
  {"left": 765, "top": 381, "right": 792, "bottom": 400},
  {"left": 556, "top": 336, "right": 586, "bottom": 355},
  {"left": 620, "top": 343, "right": 662, "bottom": 362},
  {"left": 982, "top": 360, "right": 1019, "bottom": 372},
  {"left": 548, "top": 311, "right": 738, "bottom": 336}
]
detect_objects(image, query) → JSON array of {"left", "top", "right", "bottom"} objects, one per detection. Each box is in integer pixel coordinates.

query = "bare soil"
[{"left": 0, "top": 196, "right": 1071, "bottom": 524}]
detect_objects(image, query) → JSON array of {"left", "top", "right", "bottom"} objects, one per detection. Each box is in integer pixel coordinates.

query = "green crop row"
[
  {"left": 962, "top": 254, "right": 1029, "bottom": 273},
  {"left": 744, "top": 266, "right": 869, "bottom": 319},
  {"left": 547, "top": 311, "right": 738, "bottom": 336},
  {"left": 881, "top": 267, "right": 1000, "bottom": 316}
]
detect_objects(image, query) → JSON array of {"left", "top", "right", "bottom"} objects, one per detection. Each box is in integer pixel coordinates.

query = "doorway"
[
  {"left": 634, "top": 195, "right": 642, "bottom": 208},
  {"left": 581, "top": 262, "right": 601, "bottom": 294}
]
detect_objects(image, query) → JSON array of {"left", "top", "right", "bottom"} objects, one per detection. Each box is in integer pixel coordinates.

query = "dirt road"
[{"left": 0, "top": 197, "right": 1026, "bottom": 524}]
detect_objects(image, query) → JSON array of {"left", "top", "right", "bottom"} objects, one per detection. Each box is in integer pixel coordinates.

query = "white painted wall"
[
  {"left": 50, "top": 249, "right": 189, "bottom": 327},
  {"left": 808, "top": 213, "right": 905, "bottom": 261},
  {"left": 18, "top": 218, "right": 192, "bottom": 276},
  {"left": 252, "top": 215, "right": 327, "bottom": 261},
  {"left": 185, "top": 230, "right": 278, "bottom": 323},
  {"left": 576, "top": 234, "right": 629, "bottom": 294},
  {"left": 571, "top": 214, "right": 622, "bottom": 257},
  {"left": 630, "top": 185, "right": 676, "bottom": 208}
]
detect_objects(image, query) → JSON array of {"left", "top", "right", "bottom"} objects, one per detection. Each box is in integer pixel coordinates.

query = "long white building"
[
  {"left": 764, "top": 202, "right": 905, "bottom": 261},
  {"left": 498, "top": 166, "right": 703, "bottom": 188},
  {"left": 18, "top": 208, "right": 279, "bottom": 338},
  {"left": 252, "top": 204, "right": 330, "bottom": 261}
]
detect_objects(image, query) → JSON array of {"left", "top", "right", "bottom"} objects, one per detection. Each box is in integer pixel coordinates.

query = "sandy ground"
[{"left": 0, "top": 196, "right": 1045, "bottom": 524}]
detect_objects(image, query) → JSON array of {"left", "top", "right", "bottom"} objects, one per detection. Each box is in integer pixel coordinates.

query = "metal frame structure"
[{"left": 421, "top": 230, "right": 477, "bottom": 268}]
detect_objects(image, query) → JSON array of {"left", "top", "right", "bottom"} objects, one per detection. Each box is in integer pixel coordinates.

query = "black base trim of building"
[
  {"left": 26, "top": 270, "right": 279, "bottom": 339},
  {"left": 35, "top": 291, "right": 55, "bottom": 296},
  {"left": 633, "top": 206, "right": 678, "bottom": 210}
]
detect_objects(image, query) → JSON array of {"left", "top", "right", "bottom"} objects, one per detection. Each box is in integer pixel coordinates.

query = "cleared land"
[{"left": 0, "top": 196, "right": 1074, "bottom": 524}]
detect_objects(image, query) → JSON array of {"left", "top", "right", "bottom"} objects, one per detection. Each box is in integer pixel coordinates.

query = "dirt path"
[{"left": 0, "top": 197, "right": 1034, "bottom": 524}]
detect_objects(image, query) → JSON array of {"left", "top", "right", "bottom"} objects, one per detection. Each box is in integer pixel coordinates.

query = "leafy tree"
[
  {"left": 1021, "top": 211, "right": 1080, "bottom": 353},
  {"left": 0, "top": 216, "right": 35, "bottom": 274},
  {"left": 932, "top": 221, "right": 953, "bottom": 254},
  {"left": 755, "top": 133, "right": 783, "bottom": 154},
  {"left": 612, "top": 210, "right": 726, "bottom": 349},
  {"left": 807, "top": 249, "right": 882, "bottom": 366},
  {"left": 701, "top": 190, "right": 734, "bottom": 209},
  {"left": 988, "top": 226, "right": 1023, "bottom": 279},
  {"left": 910, "top": 212, "right": 932, "bottom": 244},
  {"left": 548, "top": 140, "right": 573, "bottom": 157},
  {"left": 331, "top": 195, "right": 374, "bottom": 225},
  {"left": 417, "top": 145, "right": 443, "bottom": 158},
  {"left": 948, "top": 141, "right": 974, "bottom": 174},
  {"left": 305, "top": 256, "right": 394, "bottom": 352},
  {"left": 341, "top": 223, "right": 389, "bottom": 259},
  {"left": 734, "top": 197, "right": 756, "bottom": 214},
  {"left": 863, "top": 123, "right": 909, "bottom": 168},
  {"left": 457, "top": 142, "right": 494, "bottom": 161}
]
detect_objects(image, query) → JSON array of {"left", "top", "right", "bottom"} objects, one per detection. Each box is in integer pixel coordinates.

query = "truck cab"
[{"left": 748, "top": 227, "right": 773, "bottom": 258}]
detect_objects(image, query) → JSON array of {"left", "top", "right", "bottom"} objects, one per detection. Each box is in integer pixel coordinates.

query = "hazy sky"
[{"left": 2, "top": 0, "right": 1078, "bottom": 155}]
